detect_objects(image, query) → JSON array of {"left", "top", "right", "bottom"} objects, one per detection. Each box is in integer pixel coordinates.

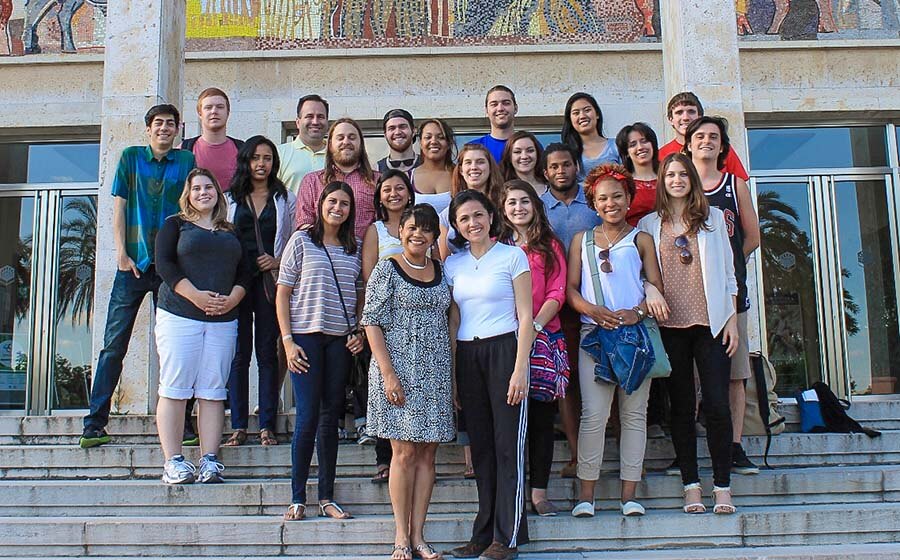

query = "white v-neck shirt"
[{"left": 445, "top": 242, "right": 530, "bottom": 341}]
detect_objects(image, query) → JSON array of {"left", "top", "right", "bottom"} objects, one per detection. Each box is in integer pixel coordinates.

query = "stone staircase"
[{"left": 1, "top": 401, "right": 900, "bottom": 558}]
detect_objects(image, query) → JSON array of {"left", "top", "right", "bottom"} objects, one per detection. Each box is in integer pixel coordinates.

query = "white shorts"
[{"left": 155, "top": 308, "right": 237, "bottom": 401}]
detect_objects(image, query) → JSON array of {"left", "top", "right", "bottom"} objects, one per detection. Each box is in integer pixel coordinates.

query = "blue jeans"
[
  {"left": 83, "top": 268, "right": 161, "bottom": 432},
  {"left": 227, "top": 276, "right": 280, "bottom": 431},
  {"left": 290, "top": 333, "right": 350, "bottom": 504}
]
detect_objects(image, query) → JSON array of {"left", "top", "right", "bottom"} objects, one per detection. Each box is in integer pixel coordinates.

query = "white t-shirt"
[{"left": 445, "top": 242, "right": 530, "bottom": 341}]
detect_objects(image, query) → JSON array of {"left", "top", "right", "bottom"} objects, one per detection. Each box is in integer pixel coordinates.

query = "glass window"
[
  {"left": 28, "top": 144, "right": 100, "bottom": 183},
  {"left": 748, "top": 127, "right": 887, "bottom": 171},
  {"left": 0, "top": 142, "right": 99, "bottom": 184}
]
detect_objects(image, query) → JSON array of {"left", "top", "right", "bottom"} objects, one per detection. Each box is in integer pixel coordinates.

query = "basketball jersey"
[{"left": 704, "top": 173, "right": 749, "bottom": 312}]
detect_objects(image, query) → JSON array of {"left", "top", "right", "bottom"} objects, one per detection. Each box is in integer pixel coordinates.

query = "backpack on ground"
[
  {"left": 796, "top": 381, "right": 881, "bottom": 438},
  {"left": 743, "top": 352, "right": 785, "bottom": 468}
]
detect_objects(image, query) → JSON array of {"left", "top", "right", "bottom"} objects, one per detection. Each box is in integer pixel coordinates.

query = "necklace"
[
  {"left": 601, "top": 223, "right": 628, "bottom": 249},
  {"left": 402, "top": 253, "right": 427, "bottom": 270}
]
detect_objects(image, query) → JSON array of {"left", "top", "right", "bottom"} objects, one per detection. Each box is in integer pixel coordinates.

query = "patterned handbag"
[{"left": 529, "top": 329, "right": 570, "bottom": 402}]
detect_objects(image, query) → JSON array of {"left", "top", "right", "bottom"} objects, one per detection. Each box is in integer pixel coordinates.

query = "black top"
[
  {"left": 388, "top": 257, "right": 442, "bottom": 288},
  {"left": 704, "top": 173, "right": 749, "bottom": 313},
  {"left": 233, "top": 197, "right": 276, "bottom": 272},
  {"left": 155, "top": 215, "right": 252, "bottom": 322}
]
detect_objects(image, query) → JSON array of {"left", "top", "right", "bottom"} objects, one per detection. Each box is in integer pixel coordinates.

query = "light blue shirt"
[
  {"left": 540, "top": 187, "right": 603, "bottom": 253},
  {"left": 577, "top": 141, "right": 621, "bottom": 182}
]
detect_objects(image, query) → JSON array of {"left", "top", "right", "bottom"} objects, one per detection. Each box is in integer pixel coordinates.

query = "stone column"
[
  {"left": 91, "top": 1, "right": 185, "bottom": 414},
  {"left": 662, "top": 0, "right": 761, "bottom": 353}
]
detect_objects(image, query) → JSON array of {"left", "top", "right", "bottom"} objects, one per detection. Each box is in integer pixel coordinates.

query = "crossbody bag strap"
[
  {"left": 582, "top": 227, "right": 606, "bottom": 308},
  {"left": 321, "top": 244, "right": 355, "bottom": 336}
]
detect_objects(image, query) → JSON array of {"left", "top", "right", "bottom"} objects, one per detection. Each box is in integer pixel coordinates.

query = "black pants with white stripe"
[{"left": 457, "top": 332, "right": 529, "bottom": 548}]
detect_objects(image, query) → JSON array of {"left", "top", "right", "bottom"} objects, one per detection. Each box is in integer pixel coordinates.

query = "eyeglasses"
[
  {"left": 598, "top": 248, "right": 613, "bottom": 273},
  {"left": 674, "top": 235, "right": 693, "bottom": 265}
]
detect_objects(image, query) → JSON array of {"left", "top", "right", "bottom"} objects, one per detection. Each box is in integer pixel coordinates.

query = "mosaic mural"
[
  {"left": 737, "top": 0, "right": 900, "bottom": 40},
  {"left": 184, "top": 0, "right": 661, "bottom": 49},
  {"left": 2, "top": 0, "right": 898, "bottom": 56},
  {"left": 1, "top": 0, "right": 106, "bottom": 56}
]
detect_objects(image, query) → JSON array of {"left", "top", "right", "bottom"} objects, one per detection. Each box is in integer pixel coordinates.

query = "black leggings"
[
  {"left": 660, "top": 325, "right": 733, "bottom": 488},
  {"left": 527, "top": 399, "right": 556, "bottom": 490}
]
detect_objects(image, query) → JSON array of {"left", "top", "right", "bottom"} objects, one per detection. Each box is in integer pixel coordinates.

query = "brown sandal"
[
  {"left": 222, "top": 429, "right": 247, "bottom": 447},
  {"left": 260, "top": 428, "right": 278, "bottom": 446}
]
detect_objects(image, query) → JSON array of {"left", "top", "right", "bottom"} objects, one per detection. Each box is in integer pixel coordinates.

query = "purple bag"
[{"left": 529, "top": 330, "right": 570, "bottom": 402}]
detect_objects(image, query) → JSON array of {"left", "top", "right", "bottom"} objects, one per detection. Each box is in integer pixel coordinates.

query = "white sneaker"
[
  {"left": 621, "top": 500, "right": 646, "bottom": 516},
  {"left": 572, "top": 501, "right": 595, "bottom": 518},
  {"left": 198, "top": 454, "right": 225, "bottom": 484},
  {"left": 162, "top": 455, "right": 196, "bottom": 484}
]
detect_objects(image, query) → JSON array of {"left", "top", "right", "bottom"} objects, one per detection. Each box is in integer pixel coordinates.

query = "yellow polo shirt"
[{"left": 276, "top": 138, "right": 327, "bottom": 195}]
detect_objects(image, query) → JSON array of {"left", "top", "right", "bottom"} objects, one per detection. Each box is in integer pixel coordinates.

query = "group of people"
[{"left": 78, "top": 84, "right": 760, "bottom": 560}]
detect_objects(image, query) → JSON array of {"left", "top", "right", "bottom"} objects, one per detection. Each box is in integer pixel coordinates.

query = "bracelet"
[
  {"left": 281, "top": 334, "right": 293, "bottom": 342},
  {"left": 632, "top": 306, "right": 646, "bottom": 320}
]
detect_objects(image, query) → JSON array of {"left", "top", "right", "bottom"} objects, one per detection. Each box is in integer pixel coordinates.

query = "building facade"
[{"left": 0, "top": 0, "right": 898, "bottom": 415}]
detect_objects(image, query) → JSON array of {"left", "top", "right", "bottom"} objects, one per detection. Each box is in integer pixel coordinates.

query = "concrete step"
[
  {"left": 780, "top": 399, "right": 900, "bottom": 432},
  {"left": 4, "top": 544, "right": 900, "bottom": 559},
  {"left": 2, "top": 503, "right": 900, "bottom": 556},
  {"left": 1, "top": 430, "right": 897, "bottom": 480},
  {"left": 3, "top": 399, "right": 897, "bottom": 444},
  {"left": 1, "top": 465, "right": 898, "bottom": 517}
]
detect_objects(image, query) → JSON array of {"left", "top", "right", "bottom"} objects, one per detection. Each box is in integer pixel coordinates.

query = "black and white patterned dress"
[{"left": 361, "top": 258, "right": 455, "bottom": 442}]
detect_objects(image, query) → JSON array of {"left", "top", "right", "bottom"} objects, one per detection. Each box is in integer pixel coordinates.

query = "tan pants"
[{"left": 576, "top": 324, "right": 651, "bottom": 482}]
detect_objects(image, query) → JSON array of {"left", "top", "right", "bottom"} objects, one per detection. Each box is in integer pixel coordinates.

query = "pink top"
[
  {"left": 192, "top": 137, "right": 239, "bottom": 191},
  {"left": 295, "top": 166, "right": 380, "bottom": 240},
  {"left": 522, "top": 238, "right": 567, "bottom": 333}
]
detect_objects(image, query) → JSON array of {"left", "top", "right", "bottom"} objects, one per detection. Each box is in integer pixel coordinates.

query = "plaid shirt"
[
  {"left": 294, "top": 166, "right": 379, "bottom": 240},
  {"left": 111, "top": 146, "right": 196, "bottom": 272}
]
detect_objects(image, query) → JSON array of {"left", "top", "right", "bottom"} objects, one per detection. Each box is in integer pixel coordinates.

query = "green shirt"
[
  {"left": 111, "top": 146, "right": 196, "bottom": 272},
  {"left": 276, "top": 138, "right": 327, "bottom": 195}
]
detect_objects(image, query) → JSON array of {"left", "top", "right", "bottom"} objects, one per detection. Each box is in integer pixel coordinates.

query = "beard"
[
  {"left": 333, "top": 148, "right": 360, "bottom": 168},
  {"left": 388, "top": 136, "right": 413, "bottom": 153},
  {"left": 550, "top": 177, "right": 577, "bottom": 193}
]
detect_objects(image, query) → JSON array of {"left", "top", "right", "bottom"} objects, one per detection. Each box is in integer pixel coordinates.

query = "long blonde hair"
[{"left": 178, "top": 168, "right": 232, "bottom": 230}]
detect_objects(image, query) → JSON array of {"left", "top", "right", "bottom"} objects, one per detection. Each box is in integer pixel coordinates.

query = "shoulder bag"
[
  {"left": 583, "top": 227, "right": 671, "bottom": 379},
  {"left": 247, "top": 196, "right": 278, "bottom": 304}
]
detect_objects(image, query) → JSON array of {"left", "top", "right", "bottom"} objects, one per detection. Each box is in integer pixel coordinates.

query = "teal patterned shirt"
[{"left": 111, "top": 146, "right": 195, "bottom": 272}]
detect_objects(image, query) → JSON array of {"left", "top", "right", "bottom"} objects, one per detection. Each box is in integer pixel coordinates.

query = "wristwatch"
[
  {"left": 632, "top": 306, "right": 646, "bottom": 320},
  {"left": 533, "top": 321, "right": 544, "bottom": 333}
]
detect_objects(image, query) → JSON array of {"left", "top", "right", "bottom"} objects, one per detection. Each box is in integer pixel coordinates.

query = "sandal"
[
  {"left": 284, "top": 503, "right": 305, "bottom": 521},
  {"left": 683, "top": 482, "right": 706, "bottom": 514},
  {"left": 319, "top": 501, "right": 353, "bottom": 519},
  {"left": 392, "top": 544, "right": 413, "bottom": 560},
  {"left": 222, "top": 429, "right": 247, "bottom": 447},
  {"left": 411, "top": 542, "right": 441, "bottom": 559},
  {"left": 372, "top": 466, "right": 390, "bottom": 484},
  {"left": 260, "top": 428, "right": 278, "bottom": 446},
  {"left": 463, "top": 466, "right": 476, "bottom": 479},
  {"left": 713, "top": 486, "right": 736, "bottom": 515}
]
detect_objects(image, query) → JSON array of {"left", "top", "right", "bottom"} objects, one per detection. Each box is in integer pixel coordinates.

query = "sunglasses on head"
[{"left": 674, "top": 235, "right": 693, "bottom": 265}]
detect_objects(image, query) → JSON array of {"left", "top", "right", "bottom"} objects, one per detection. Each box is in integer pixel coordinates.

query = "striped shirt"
[
  {"left": 277, "top": 230, "right": 362, "bottom": 335},
  {"left": 111, "top": 146, "right": 196, "bottom": 272}
]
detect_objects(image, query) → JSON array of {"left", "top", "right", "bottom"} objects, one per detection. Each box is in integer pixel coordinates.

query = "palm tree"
[{"left": 56, "top": 196, "right": 96, "bottom": 325}]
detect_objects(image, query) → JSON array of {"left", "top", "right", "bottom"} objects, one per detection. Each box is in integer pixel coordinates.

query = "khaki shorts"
[{"left": 730, "top": 312, "right": 751, "bottom": 381}]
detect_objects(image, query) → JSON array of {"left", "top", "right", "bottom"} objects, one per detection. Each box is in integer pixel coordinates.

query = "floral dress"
[{"left": 361, "top": 258, "right": 455, "bottom": 442}]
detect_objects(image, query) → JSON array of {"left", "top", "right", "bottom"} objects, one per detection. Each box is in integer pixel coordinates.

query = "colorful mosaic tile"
[
  {"left": 737, "top": 0, "right": 900, "bottom": 41},
  {"left": 182, "top": 0, "right": 663, "bottom": 49}
]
